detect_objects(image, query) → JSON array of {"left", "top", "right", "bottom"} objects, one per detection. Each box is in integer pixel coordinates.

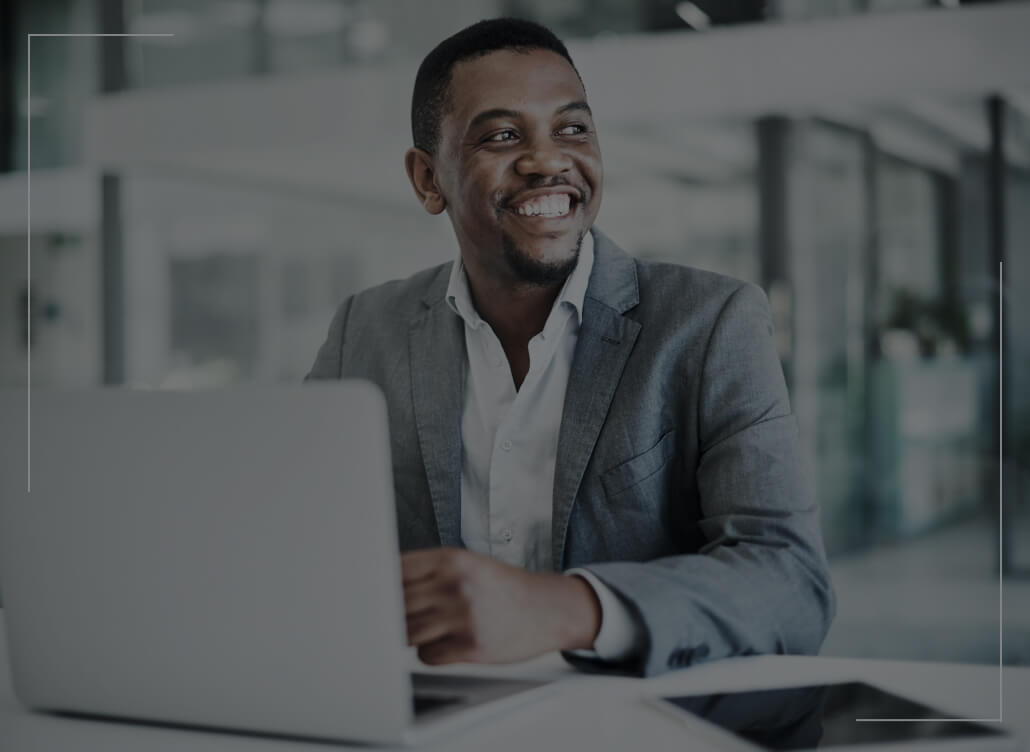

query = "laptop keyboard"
[{"left": 409, "top": 672, "right": 546, "bottom": 720}]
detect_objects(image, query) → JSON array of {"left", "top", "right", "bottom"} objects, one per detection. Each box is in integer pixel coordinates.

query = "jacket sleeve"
[{"left": 564, "top": 282, "right": 836, "bottom": 677}]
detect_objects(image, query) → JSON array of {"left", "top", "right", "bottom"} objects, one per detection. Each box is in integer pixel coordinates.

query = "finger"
[
  {"left": 406, "top": 609, "right": 456, "bottom": 647},
  {"left": 417, "top": 635, "right": 472, "bottom": 666},
  {"left": 403, "top": 578, "right": 451, "bottom": 617},
  {"left": 400, "top": 548, "right": 445, "bottom": 584}
]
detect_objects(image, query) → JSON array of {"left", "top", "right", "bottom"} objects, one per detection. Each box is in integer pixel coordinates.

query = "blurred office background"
[{"left": 1, "top": 0, "right": 1027, "bottom": 664}]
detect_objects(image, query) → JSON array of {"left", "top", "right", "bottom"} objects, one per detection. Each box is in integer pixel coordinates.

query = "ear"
[{"left": 404, "top": 148, "right": 447, "bottom": 215}]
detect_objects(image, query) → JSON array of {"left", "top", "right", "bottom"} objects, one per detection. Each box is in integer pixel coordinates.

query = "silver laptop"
[{"left": 0, "top": 384, "right": 550, "bottom": 745}]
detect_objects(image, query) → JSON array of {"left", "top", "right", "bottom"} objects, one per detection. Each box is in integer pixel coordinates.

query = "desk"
[{"left": 1, "top": 613, "right": 1027, "bottom": 751}]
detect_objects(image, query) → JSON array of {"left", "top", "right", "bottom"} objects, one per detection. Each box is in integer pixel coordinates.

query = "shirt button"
[
  {"left": 501, "top": 528, "right": 513, "bottom": 542},
  {"left": 501, "top": 439, "right": 513, "bottom": 451}
]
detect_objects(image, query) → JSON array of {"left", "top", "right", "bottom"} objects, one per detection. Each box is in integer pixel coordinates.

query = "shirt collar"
[{"left": 445, "top": 230, "right": 595, "bottom": 329}]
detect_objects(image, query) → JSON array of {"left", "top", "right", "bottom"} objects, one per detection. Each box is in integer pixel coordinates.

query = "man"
[{"left": 307, "top": 18, "right": 835, "bottom": 677}]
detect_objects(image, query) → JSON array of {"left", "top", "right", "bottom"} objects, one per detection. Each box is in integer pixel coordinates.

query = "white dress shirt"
[{"left": 444, "top": 233, "right": 640, "bottom": 661}]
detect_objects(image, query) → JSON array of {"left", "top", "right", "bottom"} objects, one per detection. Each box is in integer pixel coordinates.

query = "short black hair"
[{"left": 411, "top": 18, "right": 581, "bottom": 155}]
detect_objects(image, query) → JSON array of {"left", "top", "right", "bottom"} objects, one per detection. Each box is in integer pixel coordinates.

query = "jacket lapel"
[
  {"left": 552, "top": 230, "right": 641, "bottom": 569},
  {"left": 409, "top": 266, "right": 465, "bottom": 548}
]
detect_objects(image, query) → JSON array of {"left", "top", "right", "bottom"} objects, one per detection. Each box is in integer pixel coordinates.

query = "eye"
[
  {"left": 556, "top": 123, "right": 587, "bottom": 136},
  {"left": 485, "top": 129, "right": 518, "bottom": 143}
]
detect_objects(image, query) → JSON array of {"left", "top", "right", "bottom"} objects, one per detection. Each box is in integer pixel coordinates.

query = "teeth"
[{"left": 516, "top": 194, "right": 571, "bottom": 217}]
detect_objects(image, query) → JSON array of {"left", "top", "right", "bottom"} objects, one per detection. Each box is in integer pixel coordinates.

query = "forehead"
[{"left": 444, "top": 48, "right": 587, "bottom": 126}]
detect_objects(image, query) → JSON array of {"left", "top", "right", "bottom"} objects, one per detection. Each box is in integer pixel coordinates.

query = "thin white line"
[
  {"left": 999, "top": 259, "right": 1004, "bottom": 723},
  {"left": 27, "top": 34, "right": 174, "bottom": 37},
  {"left": 26, "top": 34, "right": 31, "bottom": 494},
  {"left": 856, "top": 719, "right": 1005, "bottom": 724}
]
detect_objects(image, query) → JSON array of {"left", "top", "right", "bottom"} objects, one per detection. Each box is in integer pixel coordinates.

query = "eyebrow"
[
  {"left": 467, "top": 100, "right": 593, "bottom": 131},
  {"left": 557, "top": 100, "right": 592, "bottom": 117},
  {"left": 468, "top": 108, "right": 521, "bottom": 130}
]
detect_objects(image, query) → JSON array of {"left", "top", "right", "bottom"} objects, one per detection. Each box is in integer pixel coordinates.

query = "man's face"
[{"left": 431, "top": 48, "right": 603, "bottom": 286}]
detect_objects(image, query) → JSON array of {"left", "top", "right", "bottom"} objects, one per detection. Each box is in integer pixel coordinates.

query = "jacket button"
[{"left": 667, "top": 648, "right": 691, "bottom": 667}]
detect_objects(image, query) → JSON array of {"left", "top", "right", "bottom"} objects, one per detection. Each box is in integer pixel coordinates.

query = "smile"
[{"left": 510, "top": 191, "right": 577, "bottom": 219}]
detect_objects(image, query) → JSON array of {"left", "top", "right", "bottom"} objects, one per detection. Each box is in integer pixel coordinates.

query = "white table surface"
[{"left": 1, "top": 612, "right": 1027, "bottom": 751}]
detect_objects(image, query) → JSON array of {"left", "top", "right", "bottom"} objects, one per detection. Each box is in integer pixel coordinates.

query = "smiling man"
[{"left": 307, "top": 18, "right": 835, "bottom": 676}]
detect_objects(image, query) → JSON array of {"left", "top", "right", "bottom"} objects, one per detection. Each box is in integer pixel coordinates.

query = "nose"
[{"left": 514, "top": 139, "right": 573, "bottom": 177}]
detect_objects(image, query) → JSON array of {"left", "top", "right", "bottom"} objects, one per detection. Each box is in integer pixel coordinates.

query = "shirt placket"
[
  {"left": 481, "top": 327, "right": 519, "bottom": 564},
  {"left": 485, "top": 310, "right": 571, "bottom": 568}
]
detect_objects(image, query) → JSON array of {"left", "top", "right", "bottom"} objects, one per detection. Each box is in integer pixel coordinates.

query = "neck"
[
  {"left": 465, "top": 270, "right": 560, "bottom": 348},
  {"left": 458, "top": 241, "right": 581, "bottom": 390}
]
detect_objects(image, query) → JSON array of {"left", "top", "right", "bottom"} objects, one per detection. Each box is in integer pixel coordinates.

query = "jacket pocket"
[{"left": 601, "top": 430, "right": 677, "bottom": 498}]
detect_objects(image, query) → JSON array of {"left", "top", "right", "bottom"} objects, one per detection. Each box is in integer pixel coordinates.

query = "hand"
[{"left": 401, "top": 547, "right": 602, "bottom": 665}]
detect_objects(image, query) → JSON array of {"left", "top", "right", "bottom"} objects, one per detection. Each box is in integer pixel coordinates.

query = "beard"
[{"left": 501, "top": 231, "right": 584, "bottom": 287}]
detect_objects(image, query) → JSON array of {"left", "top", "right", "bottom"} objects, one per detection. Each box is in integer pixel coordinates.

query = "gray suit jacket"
[{"left": 306, "top": 229, "right": 835, "bottom": 677}]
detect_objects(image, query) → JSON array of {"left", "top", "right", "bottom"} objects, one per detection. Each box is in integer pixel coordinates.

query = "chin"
[{"left": 502, "top": 232, "right": 582, "bottom": 287}]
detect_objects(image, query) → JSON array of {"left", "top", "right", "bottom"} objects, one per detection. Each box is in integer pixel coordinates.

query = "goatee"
[{"left": 501, "top": 232, "right": 583, "bottom": 287}]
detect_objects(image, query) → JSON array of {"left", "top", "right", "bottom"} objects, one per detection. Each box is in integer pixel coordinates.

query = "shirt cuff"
[{"left": 565, "top": 567, "right": 643, "bottom": 662}]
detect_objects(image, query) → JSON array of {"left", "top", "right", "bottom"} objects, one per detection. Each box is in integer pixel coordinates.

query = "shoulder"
[
  {"left": 589, "top": 229, "right": 767, "bottom": 325},
  {"left": 341, "top": 261, "right": 452, "bottom": 326},
  {"left": 631, "top": 257, "right": 769, "bottom": 327}
]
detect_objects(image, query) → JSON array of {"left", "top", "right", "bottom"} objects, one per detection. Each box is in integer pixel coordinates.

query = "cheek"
[
  {"left": 585, "top": 152, "right": 603, "bottom": 184},
  {"left": 587, "top": 165, "right": 604, "bottom": 205},
  {"left": 459, "top": 190, "right": 497, "bottom": 224},
  {"left": 461, "top": 181, "right": 503, "bottom": 220}
]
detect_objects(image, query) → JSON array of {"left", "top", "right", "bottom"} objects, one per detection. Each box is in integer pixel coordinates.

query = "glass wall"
[
  {"left": 12, "top": 1, "right": 97, "bottom": 170},
  {"left": 788, "top": 122, "right": 869, "bottom": 552},
  {"left": 117, "top": 172, "right": 456, "bottom": 387},
  {"left": 868, "top": 156, "right": 982, "bottom": 541},
  {"left": 599, "top": 120, "right": 759, "bottom": 283},
  {"left": 1003, "top": 101, "right": 1030, "bottom": 573}
]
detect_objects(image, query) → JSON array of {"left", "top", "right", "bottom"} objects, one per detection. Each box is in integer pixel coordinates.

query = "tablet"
[{"left": 650, "top": 682, "right": 1018, "bottom": 751}]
